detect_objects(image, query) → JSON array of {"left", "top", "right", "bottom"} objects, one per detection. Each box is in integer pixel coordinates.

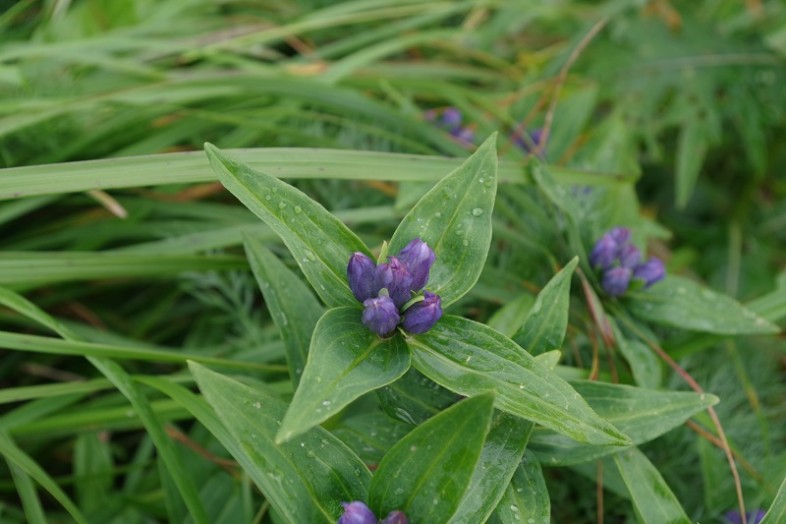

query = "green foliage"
[{"left": 0, "top": 1, "right": 784, "bottom": 523}]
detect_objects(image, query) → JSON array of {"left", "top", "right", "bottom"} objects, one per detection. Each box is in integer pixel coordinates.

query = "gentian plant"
[{"left": 193, "top": 135, "right": 648, "bottom": 522}]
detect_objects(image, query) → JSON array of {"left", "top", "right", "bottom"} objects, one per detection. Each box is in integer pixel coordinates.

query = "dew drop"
[
  {"left": 265, "top": 195, "right": 272, "bottom": 201},
  {"left": 278, "top": 202, "right": 287, "bottom": 210},
  {"left": 471, "top": 207, "right": 484, "bottom": 216},
  {"left": 462, "top": 239, "right": 469, "bottom": 246},
  {"left": 294, "top": 206, "right": 302, "bottom": 214}
]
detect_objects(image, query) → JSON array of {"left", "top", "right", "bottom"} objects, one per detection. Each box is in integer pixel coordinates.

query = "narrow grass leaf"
[
  {"left": 369, "top": 393, "right": 495, "bottom": 522},
  {"left": 7, "top": 461, "right": 48, "bottom": 524},
  {"left": 244, "top": 233, "right": 323, "bottom": 386},
  {"left": 189, "top": 362, "right": 370, "bottom": 523},
  {"left": 408, "top": 316, "right": 630, "bottom": 446},
  {"left": 530, "top": 381, "right": 718, "bottom": 466},
  {"left": 613, "top": 447, "right": 690, "bottom": 523},
  {"left": 0, "top": 330, "right": 286, "bottom": 372},
  {"left": 389, "top": 134, "right": 498, "bottom": 307},
  {"left": 0, "top": 432, "right": 88, "bottom": 524},
  {"left": 276, "top": 307, "right": 411, "bottom": 443},
  {"left": 448, "top": 412, "right": 533, "bottom": 524},
  {"left": 627, "top": 276, "right": 780, "bottom": 335},
  {"left": 205, "top": 143, "right": 370, "bottom": 307},
  {"left": 761, "top": 475, "right": 786, "bottom": 524},
  {"left": 512, "top": 257, "right": 578, "bottom": 355},
  {"left": 0, "top": 252, "right": 245, "bottom": 288}
]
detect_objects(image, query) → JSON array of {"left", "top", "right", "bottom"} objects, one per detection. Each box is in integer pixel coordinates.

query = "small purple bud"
[
  {"left": 633, "top": 257, "right": 665, "bottom": 287},
  {"left": 362, "top": 296, "right": 400, "bottom": 337},
  {"left": 338, "top": 501, "right": 376, "bottom": 524},
  {"left": 724, "top": 509, "right": 766, "bottom": 524},
  {"left": 609, "top": 227, "right": 631, "bottom": 246},
  {"left": 402, "top": 291, "right": 442, "bottom": 334},
  {"left": 376, "top": 257, "right": 413, "bottom": 309},
  {"left": 380, "top": 510, "right": 409, "bottom": 524},
  {"left": 396, "top": 238, "right": 435, "bottom": 292},
  {"left": 348, "top": 252, "right": 379, "bottom": 302},
  {"left": 452, "top": 127, "right": 475, "bottom": 144},
  {"left": 589, "top": 234, "right": 618, "bottom": 270},
  {"left": 619, "top": 244, "right": 642, "bottom": 269},
  {"left": 441, "top": 107, "right": 462, "bottom": 129},
  {"left": 602, "top": 267, "right": 632, "bottom": 297}
]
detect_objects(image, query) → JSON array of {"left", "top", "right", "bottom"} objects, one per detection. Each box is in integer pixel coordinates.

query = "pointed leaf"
[
  {"left": 675, "top": 120, "right": 708, "bottom": 208},
  {"left": 377, "top": 367, "right": 461, "bottom": 426},
  {"left": 189, "top": 362, "right": 370, "bottom": 523},
  {"left": 512, "top": 257, "right": 577, "bottom": 355},
  {"left": 407, "top": 316, "right": 630, "bottom": 446},
  {"left": 530, "top": 381, "right": 718, "bottom": 466},
  {"left": 491, "top": 451, "right": 550, "bottom": 524},
  {"left": 389, "top": 134, "right": 498, "bottom": 307},
  {"left": 244, "top": 233, "right": 323, "bottom": 386},
  {"left": 448, "top": 412, "right": 533, "bottom": 524},
  {"left": 368, "top": 394, "right": 495, "bottom": 521},
  {"left": 613, "top": 447, "right": 690, "bottom": 523},
  {"left": 609, "top": 318, "right": 661, "bottom": 389},
  {"left": 761, "top": 475, "right": 786, "bottom": 524},
  {"left": 205, "top": 143, "right": 370, "bottom": 307},
  {"left": 628, "top": 276, "right": 780, "bottom": 335},
  {"left": 276, "top": 308, "right": 410, "bottom": 443},
  {"left": 331, "top": 412, "right": 412, "bottom": 465}
]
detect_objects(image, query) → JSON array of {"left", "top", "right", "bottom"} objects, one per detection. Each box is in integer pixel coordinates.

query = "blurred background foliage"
[{"left": 0, "top": 0, "right": 785, "bottom": 522}]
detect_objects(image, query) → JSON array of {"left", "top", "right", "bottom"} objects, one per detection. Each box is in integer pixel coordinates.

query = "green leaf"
[
  {"left": 609, "top": 318, "right": 662, "bottom": 389},
  {"left": 448, "top": 412, "right": 533, "bottom": 524},
  {"left": 331, "top": 412, "right": 412, "bottom": 465},
  {"left": 368, "top": 393, "right": 495, "bottom": 522},
  {"left": 613, "top": 448, "right": 690, "bottom": 524},
  {"left": 530, "top": 381, "right": 718, "bottom": 466},
  {"left": 276, "top": 308, "right": 411, "bottom": 443},
  {"left": 675, "top": 120, "right": 708, "bottom": 208},
  {"left": 0, "top": 432, "right": 88, "bottom": 524},
  {"left": 512, "top": 257, "right": 578, "bottom": 355},
  {"left": 487, "top": 293, "right": 536, "bottom": 338},
  {"left": 761, "top": 474, "right": 786, "bottom": 524},
  {"left": 205, "top": 143, "right": 370, "bottom": 308},
  {"left": 627, "top": 276, "right": 780, "bottom": 335},
  {"left": 244, "top": 233, "right": 324, "bottom": 386},
  {"left": 377, "top": 367, "right": 461, "bottom": 426},
  {"left": 491, "top": 451, "right": 550, "bottom": 524},
  {"left": 408, "top": 315, "right": 630, "bottom": 446},
  {"left": 389, "top": 134, "right": 498, "bottom": 307},
  {"left": 189, "top": 362, "right": 370, "bottom": 524},
  {"left": 7, "top": 461, "right": 48, "bottom": 524}
]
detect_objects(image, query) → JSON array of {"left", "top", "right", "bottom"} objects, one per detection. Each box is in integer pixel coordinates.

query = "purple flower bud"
[
  {"left": 589, "top": 234, "right": 618, "bottom": 270},
  {"left": 441, "top": 107, "right": 462, "bottom": 129},
  {"left": 348, "top": 252, "right": 379, "bottom": 302},
  {"left": 338, "top": 501, "right": 377, "bottom": 524},
  {"left": 380, "top": 510, "right": 409, "bottom": 524},
  {"left": 602, "top": 267, "right": 632, "bottom": 297},
  {"left": 396, "top": 238, "right": 435, "bottom": 292},
  {"left": 633, "top": 257, "right": 665, "bottom": 287},
  {"left": 609, "top": 227, "right": 631, "bottom": 246},
  {"left": 376, "top": 257, "right": 413, "bottom": 309},
  {"left": 452, "top": 127, "right": 475, "bottom": 144},
  {"left": 724, "top": 509, "right": 766, "bottom": 524},
  {"left": 619, "top": 244, "right": 642, "bottom": 269},
  {"left": 402, "top": 291, "right": 442, "bottom": 334},
  {"left": 362, "top": 296, "right": 400, "bottom": 337}
]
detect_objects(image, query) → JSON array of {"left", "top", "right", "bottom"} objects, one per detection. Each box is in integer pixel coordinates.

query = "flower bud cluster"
[
  {"left": 348, "top": 238, "right": 442, "bottom": 337},
  {"left": 511, "top": 128, "right": 544, "bottom": 154},
  {"left": 424, "top": 107, "right": 475, "bottom": 145},
  {"left": 338, "top": 501, "right": 408, "bottom": 524},
  {"left": 589, "top": 227, "right": 665, "bottom": 297}
]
